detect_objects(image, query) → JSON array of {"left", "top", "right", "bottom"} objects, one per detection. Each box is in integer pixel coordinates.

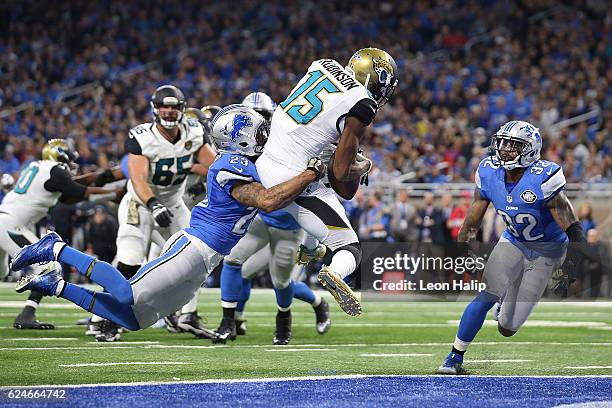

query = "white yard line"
[
  {"left": 469, "top": 359, "right": 533, "bottom": 363},
  {"left": 264, "top": 348, "right": 336, "bottom": 352},
  {"left": 360, "top": 353, "right": 432, "bottom": 357},
  {"left": 0, "top": 337, "right": 78, "bottom": 341},
  {"left": 564, "top": 366, "right": 612, "bottom": 370},
  {"left": 59, "top": 362, "right": 193, "bottom": 368},
  {"left": 447, "top": 320, "right": 611, "bottom": 328}
]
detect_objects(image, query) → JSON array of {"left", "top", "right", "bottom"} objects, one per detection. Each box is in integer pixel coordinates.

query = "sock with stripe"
[
  {"left": 59, "top": 283, "right": 140, "bottom": 330},
  {"left": 58, "top": 245, "right": 133, "bottom": 304}
]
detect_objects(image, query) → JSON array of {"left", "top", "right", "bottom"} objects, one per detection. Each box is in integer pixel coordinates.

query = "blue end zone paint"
[{"left": 3, "top": 376, "right": 611, "bottom": 408}]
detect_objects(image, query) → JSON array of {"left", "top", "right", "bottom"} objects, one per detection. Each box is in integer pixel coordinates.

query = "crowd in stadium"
[
  {"left": 1, "top": 0, "right": 609, "bottom": 184},
  {"left": 0, "top": 1, "right": 609, "bottom": 297}
]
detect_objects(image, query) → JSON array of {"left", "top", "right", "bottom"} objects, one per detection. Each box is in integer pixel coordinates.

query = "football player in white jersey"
[
  {"left": 0, "top": 139, "right": 122, "bottom": 329},
  {"left": 99, "top": 85, "right": 217, "bottom": 341},
  {"left": 215, "top": 92, "right": 331, "bottom": 345},
  {"left": 255, "top": 48, "right": 398, "bottom": 316}
]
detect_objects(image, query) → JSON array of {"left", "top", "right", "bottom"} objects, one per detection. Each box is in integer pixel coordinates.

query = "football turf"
[{"left": 0, "top": 284, "right": 610, "bottom": 388}]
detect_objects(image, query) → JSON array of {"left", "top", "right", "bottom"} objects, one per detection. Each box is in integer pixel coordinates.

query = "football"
[{"left": 327, "top": 152, "right": 361, "bottom": 200}]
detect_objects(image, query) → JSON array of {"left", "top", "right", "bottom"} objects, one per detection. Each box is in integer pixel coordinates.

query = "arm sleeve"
[
  {"left": 347, "top": 98, "right": 377, "bottom": 126},
  {"left": 542, "top": 166, "right": 566, "bottom": 201},
  {"left": 44, "top": 165, "right": 87, "bottom": 200},
  {"left": 124, "top": 133, "right": 143, "bottom": 155},
  {"left": 474, "top": 166, "right": 490, "bottom": 201}
]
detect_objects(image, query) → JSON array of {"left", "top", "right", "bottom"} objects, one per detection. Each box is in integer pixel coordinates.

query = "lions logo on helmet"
[
  {"left": 150, "top": 85, "right": 187, "bottom": 130},
  {"left": 492, "top": 120, "right": 542, "bottom": 170},
  {"left": 346, "top": 48, "right": 398, "bottom": 107},
  {"left": 211, "top": 105, "right": 269, "bottom": 157},
  {"left": 241, "top": 92, "right": 276, "bottom": 122}
]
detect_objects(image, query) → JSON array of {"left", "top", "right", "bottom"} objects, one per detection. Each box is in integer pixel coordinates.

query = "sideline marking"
[
  {"left": 59, "top": 362, "right": 194, "bottom": 368},
  {"left": 360, "top": 353, "right": 432, "bottom": 357}
]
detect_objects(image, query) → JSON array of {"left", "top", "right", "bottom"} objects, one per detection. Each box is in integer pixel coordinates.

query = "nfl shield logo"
[
  {"left": 507, "top": 195, "right": 512, "bottom": 203},
  {"left": 185, "top": 141, "right": 192, "bottom": 150}
]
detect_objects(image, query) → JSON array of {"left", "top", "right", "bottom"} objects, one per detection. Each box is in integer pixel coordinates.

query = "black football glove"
[
  {"left": 147, "top": 197, "right": 173, "bottom": 228},
  {"left": 307, "top": 157, "right": 327, "bottom": 181}
]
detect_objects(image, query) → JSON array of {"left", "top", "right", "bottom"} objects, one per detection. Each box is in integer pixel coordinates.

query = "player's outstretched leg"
[
  {"left": 12, "top": 232, "right": 140, "bottom": 332},
  {"left": 293, "top": 281, "right": 330, "bottom": 334},
  {"left": 437, "top": 291, "right": 498, "bottom": 375},
  {"left": 317, "top": 243, "right": 362, "bottom": 316}
]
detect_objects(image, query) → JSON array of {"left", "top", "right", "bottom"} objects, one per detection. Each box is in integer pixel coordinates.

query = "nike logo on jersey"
[
  {"left": 232, "top": 166, "right": 244, "bottom": 173},
  {"left": 547, "top": 167, "right": 553, "bottom": 175}
]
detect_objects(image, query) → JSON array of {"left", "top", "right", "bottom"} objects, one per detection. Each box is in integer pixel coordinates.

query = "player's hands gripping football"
[
  {"left": 147, "top": 197, "right": 174, "bottom": 228},
  {"left": 354, "top": 150, "right": 372, "bottom": 186},
  {"left": 307, "top": 157, "right": 327, "bottom": 181}
]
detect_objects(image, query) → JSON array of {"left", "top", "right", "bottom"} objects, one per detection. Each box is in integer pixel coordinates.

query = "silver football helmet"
[
  {"left": 211, "top": 104, "right": 269, "bottom": 156},
  {"left": 492, "top": 120, "right": 542, "bottom": 170},
  {"left": 1, "top": 173, "right": 14, "bottom": 193},
  {"left": 241, "top": 92, "right": 276, "bottom": 122}
]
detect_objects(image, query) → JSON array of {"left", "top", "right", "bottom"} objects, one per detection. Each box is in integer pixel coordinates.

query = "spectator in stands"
[
  {"left": 84, "top": 205, "right": 118, "bottom": 263},
  {"left": 578, "top": 202, "right": 597, "bottom": 233},
  {"left": 359, "top": 191, "right": 391, "bottom": 242},
  {"left": 390, "top": 190, "right": 417, "bottom": 242},
  {"left": 584, "top": 229, "right": 611, "bottom": 298},
  {"left": 0, "top": 145, "right": 21, "bottom": 178},
  {"left": 416, "top": 192, "right": 447, "bottom": 244},
  {"left": 447, "top": 191, "right": 471, "bottom": 241}
]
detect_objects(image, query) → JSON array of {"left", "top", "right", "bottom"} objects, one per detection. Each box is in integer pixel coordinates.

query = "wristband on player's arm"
[{"left": 146, "top": 196, "right": 162, "bottom": 210}]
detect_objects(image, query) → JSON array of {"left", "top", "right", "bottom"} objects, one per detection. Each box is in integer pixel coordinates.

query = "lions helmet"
[
  {"left": 42, "top": 139, "right": 79, "bottom": 169},
  {"left": 1, "top": 173, "right": 14, "bottom": 193},
  {"left": 346, "top": 48, "right": 398, "bottom": 107},
  {"left": 211, "top": 105, "right": 269, "bottom": 157},
  {"left": 241, "top": 92, "right": 276, "bottom": 122},
  {"left": 492, "top": 120, "right": 542, "bottom": 170},
  {"left": 150, "top": 85, "right": 187, "bottom": 130}
]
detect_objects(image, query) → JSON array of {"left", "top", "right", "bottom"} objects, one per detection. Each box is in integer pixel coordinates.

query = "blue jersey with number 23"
[{"left": 186, "top": 153, "right": 260, "bottom": 255}]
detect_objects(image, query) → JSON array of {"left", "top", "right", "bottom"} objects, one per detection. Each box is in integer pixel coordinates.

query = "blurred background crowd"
[{"left": 0, "top": 0, "right": 610, "bottom": 296}]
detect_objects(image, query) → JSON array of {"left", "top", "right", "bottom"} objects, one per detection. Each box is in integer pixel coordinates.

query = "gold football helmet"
[
  {"left": 346, "top": 48, "right": 398, "bottom": 107},
  {"left": 42, "top": 139, "right": 79, "bottom": 165},
  {"left": 185, "top": 105, "right": 221, "bottom": 133}
]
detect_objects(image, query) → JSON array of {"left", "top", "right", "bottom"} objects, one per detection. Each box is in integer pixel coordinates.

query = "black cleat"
[
  {"left": 178, "top": 312, "right": 218, "bottom": 340},
  {"left": 313, "top": 298, "right": 331, "bottom": 334},
  {"left": 213, "top": 317, "right": 236, "bottom": 344},
  {"left": 95, "top": 319, "right": 121, "bottom": 342},
  {"left": 164, "top": 313, "right": 183, "bottom": 333},
  {"left": 13, "top": 309, "right": 54, "bottom": 330},
  {"left": 235, "top": 319, "right": 247, "bottom": 336},
  {"left": 85, "top": 320, "right": 102, "bottom": 336},
  {"left": 272, "top": 311, "right": 292, "bottom": 346}
]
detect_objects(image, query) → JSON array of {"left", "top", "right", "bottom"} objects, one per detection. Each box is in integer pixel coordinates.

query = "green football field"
[{"left": 0, "top": 284, "right": 610, "bottom": 386}]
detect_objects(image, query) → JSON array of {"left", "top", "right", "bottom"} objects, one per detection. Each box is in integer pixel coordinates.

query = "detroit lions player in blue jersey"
[
  {"left": 438, "top": 120, "right": 587, "bottom": 374},
  {"left": 217, "top": 92, "right": 331, "bottom": 345},
  {"left": 9, "top": 105, "right": 327, "bottom": 337}
]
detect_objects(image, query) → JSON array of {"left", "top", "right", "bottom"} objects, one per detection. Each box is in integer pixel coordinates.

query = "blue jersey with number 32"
[
  {"left": 186, "top": 153, "right": 260, "bottom": 255},
  {"left": 476, "top": 157, "right": 568, "bottom": 258}
]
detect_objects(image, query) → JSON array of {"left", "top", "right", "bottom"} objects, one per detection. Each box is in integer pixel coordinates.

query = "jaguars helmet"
[
  {"left": 150, "top": 85, "right": 187, "bottom": 130},
  {"left": 42, "top": 139, "right": 79, "bottom": 167},
  {"left": 210, "top": 104, "right": 269, "bottom": 157},
  {"left": 1, "top": 173, "right": 14, "bottom": 193},
  {"left": 492, "top": 120, "right": 542, "bottom": 170},
  {"left": 241, "top": 92, "right": 276, "bottom": 122},
  {"left": 346, "top": 48, "right": 398, "bottom": 107},
  {"left": 185, "top": 104, "right": 221, "bottom": 132}
]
